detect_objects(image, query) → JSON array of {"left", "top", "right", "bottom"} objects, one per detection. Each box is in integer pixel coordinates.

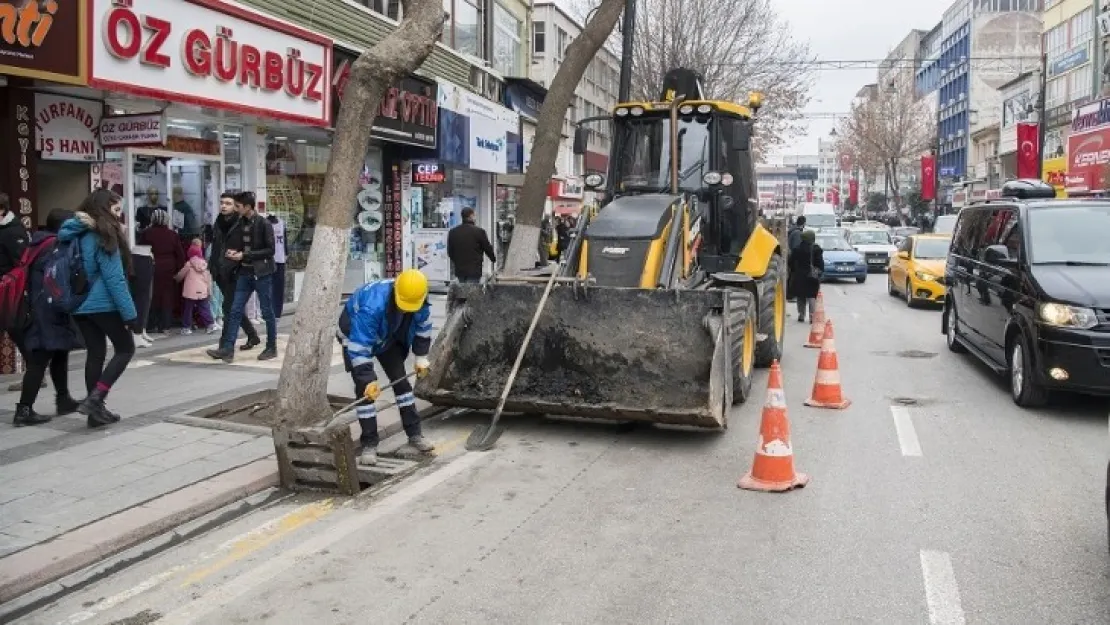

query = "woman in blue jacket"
[
  {"left": 58, "top": 190, "right": 139, "bottom": 427},
  {"left": 13, "top": 209, "right": 81, "bottom": 426}
]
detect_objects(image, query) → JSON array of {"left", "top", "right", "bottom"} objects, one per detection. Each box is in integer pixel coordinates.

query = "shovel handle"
[{"left": 323, "top": 371, "right": 419, "bottom": 429}]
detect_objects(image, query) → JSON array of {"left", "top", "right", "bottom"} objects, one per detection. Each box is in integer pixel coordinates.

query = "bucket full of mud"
[{"left": 414, "top": 281, "right": 734, "bottom": 428}]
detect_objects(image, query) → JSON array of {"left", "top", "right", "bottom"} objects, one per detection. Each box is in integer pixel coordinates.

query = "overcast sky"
[{"left": 773, "top": 0, "right": 956, "bottom": 156}]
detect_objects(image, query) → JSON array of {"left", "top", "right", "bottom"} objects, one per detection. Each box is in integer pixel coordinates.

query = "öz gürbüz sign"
[{"left": 332, "top": 47, "right": 438, "bottom": 149}]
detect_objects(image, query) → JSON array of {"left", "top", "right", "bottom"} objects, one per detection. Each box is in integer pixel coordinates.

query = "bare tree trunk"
[
  {"left": 501, "top": 0, "right": 626, "bottom": 275},
  {"left": 274, "top": 0, "right": 445, "bottom": 427}
]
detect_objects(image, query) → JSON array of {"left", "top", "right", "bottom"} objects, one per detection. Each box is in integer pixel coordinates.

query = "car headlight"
[
  {"left": 915, "top": 271, "right": 936, "bottom": 281},
  {"left": 1037, "top": 302, "right": 1099, "bottom": 330}
]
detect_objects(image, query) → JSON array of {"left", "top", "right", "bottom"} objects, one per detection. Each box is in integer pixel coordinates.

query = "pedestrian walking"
[
  {"left": 139, "top": 209, "right": 185, "bottom": 334},
  {"left": 336, "top": 269, "right": 435, "bottom": 466},
  {"left": 175, "top": 238, "right": 217, "bottom": 334},
  {"left": 555, "top": 216, "right": 570, "bottom": 262},
  {"left": 446, "top": 207, "right": 495, "bottom": 283},
  {"left": 12, "top": 209, "right": 81, "bottom": 426},
  {"left": 268, "top": 213, "right": 287, "bottom": 317},
  {"left": 59, "top": 189, "right": 139, "bottom": 427},
  {"left": 0, "top": 192, "right": 29, "bottom": 277},
  {"left": 785, "top": 215, "right": 807, "bottom": 303},
  {"left": 206, "top": 191, "right": 278, "bottom": 362},
  {"left": 787, "top": 229, "right": 824, "bottom": 323},
  {"left": 209, "top": 191, "right": 260, "bottom": 351}
]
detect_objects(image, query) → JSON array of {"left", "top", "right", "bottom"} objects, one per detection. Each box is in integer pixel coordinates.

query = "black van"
[{"left": 941, "top": 179, "right": 1110, "bottom": 407}]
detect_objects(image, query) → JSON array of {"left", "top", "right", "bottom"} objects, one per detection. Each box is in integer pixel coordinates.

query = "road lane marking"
[
  {"left": 920, "top": 550, "right": 966, "bottom": 625},
  {"left": 891, "top": 406, "right": 923, "bottom": 457},
  {"left": 157, "top": 450, "right": 490, "bottom": 624}
]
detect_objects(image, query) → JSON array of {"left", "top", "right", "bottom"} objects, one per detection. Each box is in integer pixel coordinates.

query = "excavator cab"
[{"left": 414, "top": 68, "right": 787, "bottom": 429}]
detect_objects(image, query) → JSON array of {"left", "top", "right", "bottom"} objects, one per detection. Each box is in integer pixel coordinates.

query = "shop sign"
[
  {"left": 1071, "top": 97, "right": 1110, "bottom": 132},
  {"left": 437, "top": 79, "right": 520, "bottom": 174},
  {"left": 411, "top": 161, "right": 446, "bottom": 184},
  {"left": 504, "top": 81, "right": 544, "bottom": 122},
  {"left": 1043, "top": 155, "right": 1067, "bottom": 197},
  {"left": 165, "top": 135, "right": 220, "bottom": 156},
  {"left": 332, "top": 48, "right": 437, "bottom": 148},
  {"left": 1050, "top": 46, "right": 1089, "bottom": 77},
  {"left": 0, "top": 0, "right": 87, "bottom": 85},
  {"left": 3, "top": 89, "right": 37, "bottom": 230},
  {"left": 99, "top": 112, "right": 165, "bottom": 148},
  {"left": 34, "top": 94, "right": 103, "bottom": 162},
  {"left": 88, "top": 0, "right": 332, "bottom": 127},
  {"left": 1067, "top": 126, "right": 1110, "bottom": 191}
]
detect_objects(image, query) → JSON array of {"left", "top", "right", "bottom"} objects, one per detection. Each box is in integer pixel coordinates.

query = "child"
[{"left": 175, "top": 238, "right": 218, "bottom": 335}]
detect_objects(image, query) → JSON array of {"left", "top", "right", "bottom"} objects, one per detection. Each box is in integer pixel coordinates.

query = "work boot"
[
  {"left": 408, "top": 435, "right": 435, "bottom": 453},
  {"left": 13, "top": 404, "right": 51, "bottom": 427},
  {"left": 359, "top": 445, "right": 379, "bottom": 466},
  {"left": 206, "top": 348, "right": 234, "bottom": 363},
  {"left": 257, "top": 347, "right": 278, "bottom": 361},
  {"left": 56, "top": 393, "right": 80, "bottom": 416},
  {"left": 78, "top": 389, "right": 115, "bottom": 428},
  {"left": 239, "top": 336, "right": 261, "bottom": 351}
]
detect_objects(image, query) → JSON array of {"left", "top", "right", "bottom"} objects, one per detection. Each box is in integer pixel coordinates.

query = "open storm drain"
[{"left": 892, "top": 397, "right": 919, "bottom": 406}]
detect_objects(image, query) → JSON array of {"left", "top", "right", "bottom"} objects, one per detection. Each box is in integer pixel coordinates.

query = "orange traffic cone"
[
  {"left": 803, "top": 293, "right": 827, "bottom": 348},
  {"left": 738, "top": 361, "right": 810, "bottom": 493},
  {"left": 805, "top": 319, "right": 851, "bottom": 409}
]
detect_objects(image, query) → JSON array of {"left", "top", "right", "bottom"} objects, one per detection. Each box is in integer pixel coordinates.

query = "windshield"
[
  {"left": 934, "top": 215, "right": 957, "bottom": 234},
  {"left": 849, "top": 230, "right": 892, "bottom": 245},
  {"left": 1028, "top": 205, "right": 1110, "bottom": 264},
  {"left": 614, "top": 116, "right": 712, "bottom": 192},
  {"left": 816, "top": 235, "right": 853, "bottom": 251},
  {"left": 913, "top": 237, "right": 950, "bottom": 259},
  {"left": 805, "top": 214, "right": 837, "bottom": 229}
]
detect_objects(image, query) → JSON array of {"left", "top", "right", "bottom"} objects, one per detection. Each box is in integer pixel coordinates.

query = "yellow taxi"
[{"left": 887, "top": 233, "right": 951, "bottom": 307}]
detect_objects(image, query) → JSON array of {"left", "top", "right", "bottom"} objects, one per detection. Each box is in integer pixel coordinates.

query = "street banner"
[
  {"left": 848, "top": 178, "right": 859, "bottom": 205},
  {"left": 920, "top": 155, "right": 936, "bottom": 201},
  {"left": 1016, "top": 122, "right": 1040, "bottom": 179}
]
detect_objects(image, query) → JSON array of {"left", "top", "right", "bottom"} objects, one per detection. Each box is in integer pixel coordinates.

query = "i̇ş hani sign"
[
  {"left": 88, "top": 0, "right": 333, "bottom": 127},
  {"left": 34, "top": 93, "right": 103, "bottom": 162}
]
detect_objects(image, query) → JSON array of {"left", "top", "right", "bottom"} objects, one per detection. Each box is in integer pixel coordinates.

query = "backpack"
[
  {"left": 42, "top": 235, "right": 91, "bottom": 314},
  {"left": 0, "top": 238, "right": 55, "bottom": 332}
]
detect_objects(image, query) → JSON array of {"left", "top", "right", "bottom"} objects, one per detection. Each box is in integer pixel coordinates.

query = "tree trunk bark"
[
  {"left": 501, "top": 0, "right": 626, "bottom": 275},
  {"left": 274, "top": 0, "right": 445, "bottom": 427}
]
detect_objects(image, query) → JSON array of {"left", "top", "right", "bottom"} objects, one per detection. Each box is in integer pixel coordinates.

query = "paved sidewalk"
[{"left": 0, "top": 296, "right": 449, "bottom": 604}]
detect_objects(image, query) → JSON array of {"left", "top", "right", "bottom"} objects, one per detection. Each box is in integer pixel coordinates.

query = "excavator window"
[{"left": 612, "top": 115, "right": 716, "bottom": 194}]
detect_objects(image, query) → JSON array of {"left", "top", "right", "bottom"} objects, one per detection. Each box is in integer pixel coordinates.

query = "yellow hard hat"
[{"left": 393, "top": 269, "right": 428, "bottom": 312}]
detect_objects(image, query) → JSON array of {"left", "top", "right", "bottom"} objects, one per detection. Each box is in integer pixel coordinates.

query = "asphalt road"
[{"left": 15, "top": 276, "right": 1110, "bottom": 624}]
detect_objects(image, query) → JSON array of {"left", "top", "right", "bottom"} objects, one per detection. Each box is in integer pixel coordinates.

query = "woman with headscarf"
[
  {"left": 787, "top": 229, "right": 824, "bottom": 323},
  {"left": 139, "top": 208, "right": 185, "bottom": 334}
]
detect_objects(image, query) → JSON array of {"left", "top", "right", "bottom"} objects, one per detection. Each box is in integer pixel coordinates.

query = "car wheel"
[
  {"left": 887, "top": 272, "right": 897, "bottom": 296},
  {"left": 946, "top": 301, "right": 967, "bottom": 354},
  {"left": 904, "top": 280, "right": 914, "bottom": 307},
  {"left": 856, "top": 275, "right": 866, "bottom": 284},
  {"left": 1008, "top": 333, "right": 1049, "bottom": 408}
]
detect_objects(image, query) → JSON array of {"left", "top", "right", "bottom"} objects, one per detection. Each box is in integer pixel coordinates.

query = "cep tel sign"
[{"left": 412, "top": 162, "right": 446, "bottom": 184}]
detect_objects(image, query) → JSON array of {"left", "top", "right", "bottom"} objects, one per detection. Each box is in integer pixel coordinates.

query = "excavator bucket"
[{"left": 414, "top": 281, "right": 733, "bottom": 428}]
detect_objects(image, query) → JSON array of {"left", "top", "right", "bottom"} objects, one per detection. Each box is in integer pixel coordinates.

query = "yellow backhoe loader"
[{"left": 414, "top": 68, "right": 787, "bottom": 428}]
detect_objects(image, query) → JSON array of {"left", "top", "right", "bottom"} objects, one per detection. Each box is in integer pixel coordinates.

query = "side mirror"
[
  {"left": 897, "top": 250, "right": 910, "bottom": 260},
  {"left": 573, "top": 127, "right": 588, "bottom": 155},
  {"left": 584, "top": 173, "right": 605, "bottom": 189},
  {"left": 982, "top": 244, "right": 1014, "bottom": 266}
]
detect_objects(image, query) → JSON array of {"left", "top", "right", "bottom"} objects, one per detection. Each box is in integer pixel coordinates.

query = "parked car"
[
  {"left": 891, "top": 226, "right": 921, "bottom": 246},
  {"left": 848, "top": 228, "right": 897, "bottom": 272},
  {"left": 888, "top": 234, "right": 950, "bottom": 306},
  {"left": 941, "top": 179, "right": 1110, "bottom": 407},
  {"left": 815, "top": 232, "right": 867, "bottom": 283}
]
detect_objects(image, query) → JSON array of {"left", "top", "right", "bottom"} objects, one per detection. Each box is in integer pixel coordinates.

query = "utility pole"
[
  {"left": 1035, "top": 52, "right": 1048, "bottom": 179},
  {"left": 617, "top": 0, "right": 635, "bottom": 101}
]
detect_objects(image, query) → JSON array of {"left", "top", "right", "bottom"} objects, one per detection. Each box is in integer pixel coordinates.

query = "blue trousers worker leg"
[{"left": 352, "top": 343, "right": 422, "bottom": 448}]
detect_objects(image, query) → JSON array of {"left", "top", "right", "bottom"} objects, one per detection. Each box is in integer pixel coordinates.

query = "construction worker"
[{"left": 337, "top": 269, "right": 435, "bottom": 465}]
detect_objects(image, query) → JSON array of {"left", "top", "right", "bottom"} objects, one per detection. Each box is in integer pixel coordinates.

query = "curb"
[{"left": 0, "top": 459, "right": 278, "bottom": 605}]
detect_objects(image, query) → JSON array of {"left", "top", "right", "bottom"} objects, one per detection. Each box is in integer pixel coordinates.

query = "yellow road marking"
[
  {"left": 179, "top": 499, "right": 335, "bottom": 587},
  {"left": 431, "top": 432, "right": 471, "bottom": 457}
]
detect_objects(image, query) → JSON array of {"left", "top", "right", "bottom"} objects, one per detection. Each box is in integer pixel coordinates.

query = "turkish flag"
[
  {"left": 1017, "top": 122, "right": 1039, "bottom": 179},
  {"left": 848, "top": 178, "right": 859, "bottom": 205},
  {"left": 920, "top": 155, "right": 936, "bottom": 201},
  {"left": 831, "top": 185, "right": 840, "bottom": 206},
  {"left": 806, "top": 189, "right": 814, "bottom": 202}
]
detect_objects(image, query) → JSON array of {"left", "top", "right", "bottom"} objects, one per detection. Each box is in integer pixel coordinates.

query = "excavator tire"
[
  {"left": 754, "top": 253, "right": 786, "bottom": 368},
  {"left": 729, "top": 289, "right": 756, "bottom": 405}
]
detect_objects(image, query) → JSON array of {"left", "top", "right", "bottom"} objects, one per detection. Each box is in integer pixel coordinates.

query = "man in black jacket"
[
  {"left": 0, "top": 192, "right": 29, "bottom": 277},
  {"left": 207, "top": 192, "right": 277, "bottom": 362},
  {"left": 209, "top": 191, "right": 260, "bottom": 351},
  {"left": 446, "top": 207, "right": 495, "bottom": 283}
]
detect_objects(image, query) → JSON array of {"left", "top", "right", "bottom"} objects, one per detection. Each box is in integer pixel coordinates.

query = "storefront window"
[
  {"left": 494, "top": 185, "right": 519, "bottom": 266},
  {"left": 222, "top": 127, "right": 244, "bottom": 191},
  {"left": 454, "top": 0, "right": 481, "bottom": 58},
  {"left": 264, "top": 135, "right": 330, "bottom": 272},
  {"left": 415, "top": 168, "right": 481, "bottom": 228}
]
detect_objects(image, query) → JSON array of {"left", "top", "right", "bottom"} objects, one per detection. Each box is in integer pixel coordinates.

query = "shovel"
[
  {"left": 465, "top": 268, "right": 559, "bottom": 452},
  {"left": 323, "top": 371, "right": 419, "bottom": 430}
]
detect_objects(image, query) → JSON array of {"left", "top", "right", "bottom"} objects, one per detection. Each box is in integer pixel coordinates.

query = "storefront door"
[{"left": 115, "top": 148, "right": 223, "bottom": 246}]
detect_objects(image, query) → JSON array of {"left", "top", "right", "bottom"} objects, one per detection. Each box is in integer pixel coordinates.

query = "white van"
[{"left": 800, "top": 203, "right": 838, "bottom": 231}]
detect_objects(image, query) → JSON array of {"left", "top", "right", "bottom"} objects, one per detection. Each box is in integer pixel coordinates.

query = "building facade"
[
  {"left": 1041, "top": 0, "right": 1097, "bottom": 162},
  {"left": 530, "top": 1, "right": 621, "bottom": 215}
]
